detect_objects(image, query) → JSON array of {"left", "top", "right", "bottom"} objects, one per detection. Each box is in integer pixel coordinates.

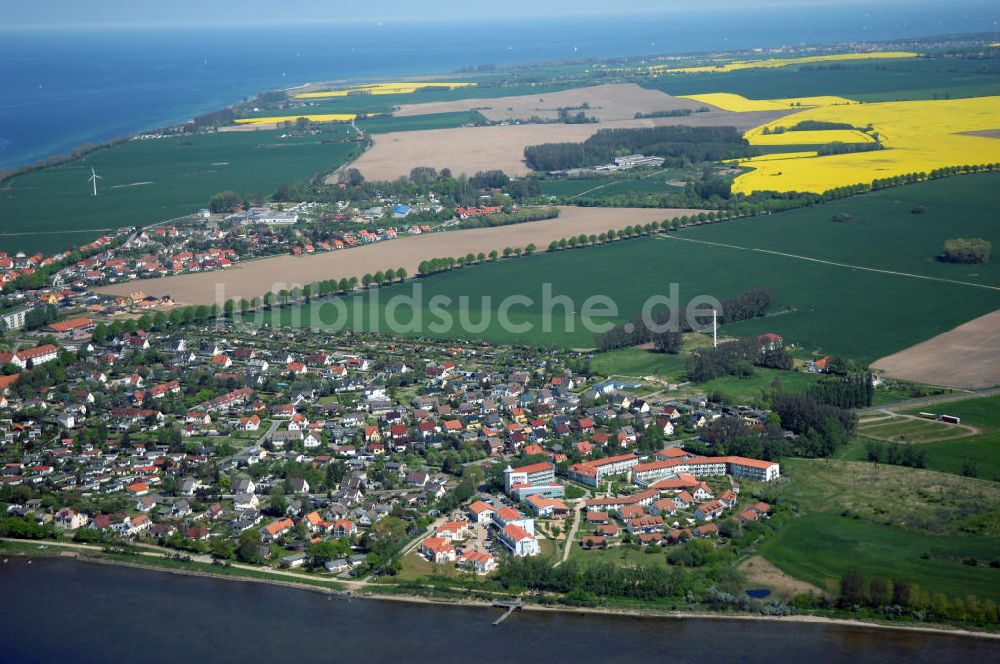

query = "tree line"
[
  {"left": 863, "top": 440, "right": 928, "bottom": 469},
  {"left": 837, "top": 569, "right": 999, "bottom": 624},
  {"left": 594, "top": 288, "right": 774, "bottom": 353},
  {"left": 686, "top": 336, "right": 792, "bottom": 382},
  {"left": 806, "top": 372, "right": 874, "bottom": 409},
  {"left": 497, "top": 556, "right": 691, "bottom": 604}
]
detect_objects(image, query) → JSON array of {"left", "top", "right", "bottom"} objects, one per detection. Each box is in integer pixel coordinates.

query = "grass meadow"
[
  {"left": 759, "top": 512, "right": 1000, "bottom": 602},
  {"left": 760, "top": 458, "right": 1000, "bottom": 601},
  {"left": 0, "top": 127, "right": 359, "bottom": 255}
]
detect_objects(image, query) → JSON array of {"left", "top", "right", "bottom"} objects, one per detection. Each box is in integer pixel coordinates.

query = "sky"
[{"left": 3, "top": 0, "right": 963, "bottom": 30}]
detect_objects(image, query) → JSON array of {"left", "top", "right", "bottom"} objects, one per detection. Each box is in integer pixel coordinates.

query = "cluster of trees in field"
[
  {"left": 634, "top": 108, "right": 701, "bottom": 119},
  {"left": 594, "top": 287, "right": 774, "bottom": 353},
  {"left": 816, "top": 141, "right": 882, "bottom": 156},
  {"left": 940, "top": 237, "right": 992, "bottom": 264},
  {"left": 694, "top": 392, "right": 854, "bottom": 459},
  {"left": 699, "top": 392, "right": 852, "bottom": 459},
  {"left": 835, "top": 569, "right": 1000, "bottom": 624},
  {"left": 762, "top": 120, "right": 857, "bottom": 133},
  {"left": 685, "top": 336, "right": 792, "bottom": 382},
  {"left": 209, "top": 190, "right": 256, "bottom": 213},
  {"left": 771, "top": 393, "right": 856, "bottom": 456},
  {"left": 524, "top": 126, "right": 754, "bottom": 171},
  {"left": 497, "top": 556, "right": 691, "bottom": 604},
  {"left": 807, "top": 372, "right": 875, "bottom": 409},
  {"left": 555, "top": 108, "right": 597, "bottom": 124},
  {"left": 863, "top": 440, "right": 928, "bottom": 469},
  {"left": 698, "top": 413, "right": 790, "bottom": 461}
]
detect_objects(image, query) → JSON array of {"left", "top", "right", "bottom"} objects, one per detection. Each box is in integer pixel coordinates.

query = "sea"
[
  {"left": 1, "top": 558, "right": 996, "bottom": 663},
  {"left": 1, "top": 3, "right": 999, "bottom": 170}
]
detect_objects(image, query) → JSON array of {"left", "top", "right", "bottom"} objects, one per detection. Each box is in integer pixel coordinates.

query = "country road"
[{"left": 855, "top": 386, "right": 1000, "bottom": 415}]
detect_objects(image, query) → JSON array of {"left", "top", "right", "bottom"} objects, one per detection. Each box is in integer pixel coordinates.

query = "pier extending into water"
[{"left": 492, "top": 599, "right": 524, "bottom": 625}]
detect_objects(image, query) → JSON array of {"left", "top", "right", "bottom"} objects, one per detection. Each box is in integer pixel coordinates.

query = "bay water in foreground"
[{"left": 1, "top": 558, "right": 996, "bottom": 663}]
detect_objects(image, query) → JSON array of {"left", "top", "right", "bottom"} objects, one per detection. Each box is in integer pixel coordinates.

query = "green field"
[
  {"left": 698, "top": 368, "right": 823, "bottom": 403},
  {"left": 281, "top": 174, "right": 1000, "bottom": 360},
  {"left": 642, "top": 57, "right": 1000, "bottom": 102},
  {"left": 539, "top": 172, "right": 689, "bottom": 199},
  {"left": 759, "top": 512, "right": 1000, "bottom": 602},
  {"left": 357, "top": 111, "right": 486, "bottom": 134},
  {"left": 0, "top": 128, "right": 359, "bottom": 255},
  {"left": 589, "top": 347, "right": 689, "bottom": 378}
]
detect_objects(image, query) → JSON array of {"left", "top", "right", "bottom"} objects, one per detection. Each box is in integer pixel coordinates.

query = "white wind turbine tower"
[{"left": 88, "top": 167, "right": 102, "bottom": 196}]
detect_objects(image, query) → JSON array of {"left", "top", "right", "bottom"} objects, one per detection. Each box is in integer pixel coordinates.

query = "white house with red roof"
[
  {"left": 419, "top": 537, "right": 456, "bottom": 563},
  {"left": 498, "top": 523, "right": 540, "bottom": 557}
]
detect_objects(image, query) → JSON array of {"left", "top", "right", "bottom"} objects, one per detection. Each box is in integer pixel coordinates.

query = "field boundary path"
[{"left": 657, "top": 235, "right": 1000, "bottom": 292}]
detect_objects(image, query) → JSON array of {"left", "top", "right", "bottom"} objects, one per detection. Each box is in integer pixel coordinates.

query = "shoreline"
[{"left": 10, "top": 547, "right": 998, "bottom": 641}]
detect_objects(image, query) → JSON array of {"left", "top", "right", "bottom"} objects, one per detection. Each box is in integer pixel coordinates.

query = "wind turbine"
[{"left": 88, "top": 167, "right": 102, "bottom": 196}]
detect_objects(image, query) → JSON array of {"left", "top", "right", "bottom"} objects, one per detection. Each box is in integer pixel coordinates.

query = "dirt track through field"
[
  {"left": 97, "top": 206, "right": 699, "bottom": 306},
  {"left": 872, "top": 308, "right": 1000, "bottom": 389}
]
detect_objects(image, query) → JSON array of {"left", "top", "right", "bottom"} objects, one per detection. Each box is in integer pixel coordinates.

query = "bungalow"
[
  {"left": 282, "top": 552, "right": 307, "bottom": 569},
  {"left": 324, "top": 559, "right": 350, "bottom": 574}
]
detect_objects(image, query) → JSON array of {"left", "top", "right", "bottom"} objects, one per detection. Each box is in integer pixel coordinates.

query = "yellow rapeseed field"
[
  {"left": 650, "top": 51, "right": 918, "bottom": 74},
  {"left": 681, "top": 93, "right": 857, "bottom": 112},
  {"left": 294, "top": 81, "right": 476, "bottom": 99},
  {"left": 746, "top": 129, "right": 874, "bottom": 146},
  {"left": 234, "top": 114, "right": 358, "bottom": 125},
  {"left": 730, "top": 95, "right": 1000, "bottom": 194}
]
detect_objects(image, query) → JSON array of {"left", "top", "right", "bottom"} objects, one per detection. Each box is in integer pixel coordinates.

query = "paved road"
[
  {"left": 855, "top": 386, "right": 1000, "bottom": 416},
  {"left": 220, "top": 419, "right": 280, "bottom": 467},
  {"left": 554, "top": 489, "right": 590, "bottom": 567}
]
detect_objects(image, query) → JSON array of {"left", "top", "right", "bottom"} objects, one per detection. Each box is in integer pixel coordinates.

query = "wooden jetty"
[{"left": 492, "top": 599, "right": 524, "bottom": 625}]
